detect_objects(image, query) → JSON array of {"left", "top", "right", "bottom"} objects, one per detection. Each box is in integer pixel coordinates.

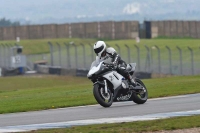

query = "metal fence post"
[
  {"left": 125, "top": 44, "right": 130, "bottom": 63},
  {"left": 144, "top": 45, "right": 151, "bottom": 72},
  {"left": 48, "top": 42, "right": 54, "bottom": 66},
  {"left": 56, "top": 42, "right": 62, "bottom": 67},
  {"left": 155, "top": 45, "right": 161, "bottom": 75},
  {"left": 176, "top": 46, "right": 183, "bottom": 75},
  {"left": 188, "top": 47, "right": 194, "bottom": 75},
  {"left": 88, "top": 43, "right": 94, "bottom": 62},
  {"left": 5, "top": 44, "right": 10, "bottom": 68},
  {"left": 9, "top": 44, "right": 13, "bottom": 59},
  {"left": 64, "top": 43, "right": 71, "bottom": 68},
  {"left": 80, "top": 43, "right": 86, "bottom": 68},
  {"left": 2, "top": 44, "right": 6, "bottom": 67},
  {"left": 1, "top": 44, "right": 5, "bottom": 67},
  {"left": 134, "top": 44, "right": 140, "bottom": 71},
  {"left": 115, "top": 44, "right": 121, "bottom": 55},
  {"left": 166, "top": 46, "right": 172, "bottom": 75},
  {"left": 150, "top": 47, "right": 154, "bottom": 64},
  {"left": 72, "top": 43, "right": 78, "bottom": 68},
  {"left": 4, "top": 44, "right": 7, "bottom": 68},
  {"left": 5, "top": 43, "right": 9, "bottom": 67},
  {"left": 0, "top": 45, "right": 3, "bottom": 67}
]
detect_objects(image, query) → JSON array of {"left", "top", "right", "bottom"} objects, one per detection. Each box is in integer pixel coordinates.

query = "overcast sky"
[{"left": 0, "top": 0, "right": 199, "bottom": 23}]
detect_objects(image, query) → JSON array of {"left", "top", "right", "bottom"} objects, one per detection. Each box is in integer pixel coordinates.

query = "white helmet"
[{"left": 94, "top": 41, "right": 106, "bottom": 58}]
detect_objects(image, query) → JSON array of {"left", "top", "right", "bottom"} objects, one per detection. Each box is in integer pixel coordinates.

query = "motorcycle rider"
[{"left": 92, "top": 40, "right": 137, "bottom": 88}]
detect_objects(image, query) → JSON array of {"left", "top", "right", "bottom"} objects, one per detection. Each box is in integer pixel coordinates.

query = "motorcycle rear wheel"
[
  {"left": 132, "top": 78, "right": 148, "bottom": 104},
  {"left": 93, "top": 84, "right": 113, "bottom": 107}
]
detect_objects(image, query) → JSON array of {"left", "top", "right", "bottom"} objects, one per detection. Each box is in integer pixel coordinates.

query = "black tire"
[
  {"left": 132, "top": 78, "right": 148, "bottom": 104},
  {"left": 93, "top": 84, "right": 113, "bottom": 107}
]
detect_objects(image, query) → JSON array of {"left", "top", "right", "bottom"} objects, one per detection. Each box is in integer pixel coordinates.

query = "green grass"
[
  {"left": 23, "top": 115, "right": 200, "bottom": 133},
  {"left": 0, "top": 75, "right": 93, "bottom": 114},
  {"left": 1, "top": 38, "right": 200, "bottom": 70},
  {"left": 0, "top": 38, "right": 97, "bottom": 54},
  {"left": 106, "top": 39, "right": 200, "bottom": 64},
  {"left": 2, "top": 38, "right": 199, "bottom": 73},
  {"left": 0, "top": 38, "right": 200, "bottom": 55},
  {"left": 1, "top": 38, "right": 200, "bottom": 132},
  {"left": 143, "top": 75, "right": 200, "bottom": 98},
  {"left": 0, "top": 75, "right": 200, "bottom": 114},
  {"left": 155, "top": 36, "right": 195, "bottom": 39}
]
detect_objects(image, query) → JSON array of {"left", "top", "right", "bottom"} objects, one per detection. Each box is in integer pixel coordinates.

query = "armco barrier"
[
  {"left": 49, "top": 66, "right": 61, "bottom": 75},
  {"left": 37, "top": 65, "right": 49, "bottom": 74},
  {"left": 76, "top": 68, "right": 151, "bottom": 79},
  {"left": 134, "top": 72, "right": 151, "bottom": 79},
  {"left": 33, "top": 60, "right": 48, "bottom": 70},
  {"left": 0, "top": 68, "right": 20, "bottom": 76},
  {"left": 60, "top": 68, "right": 76, "bottom": 76},
  {"left": 76, "top": 69, "right": 89, "bottom": 77},
  {"left": 36, "top": 66, "right": 152, "bottom": 79},
  {"left": 0, "top": 68, "right": 2, "bottom": 77}
]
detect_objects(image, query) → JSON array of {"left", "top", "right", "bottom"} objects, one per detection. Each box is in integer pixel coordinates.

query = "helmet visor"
[{"left": 94, "top": 45, "right": 104, "bottom": 55}]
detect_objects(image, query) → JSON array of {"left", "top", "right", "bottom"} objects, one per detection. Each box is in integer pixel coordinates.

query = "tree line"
[{"left": 0, "top": 18, "right": 20, "bottom": 27}]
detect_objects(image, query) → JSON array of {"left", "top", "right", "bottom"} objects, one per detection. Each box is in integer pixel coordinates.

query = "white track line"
[
  {"left": 0, "top": 93, "right": 199, "bottom": 133},
  {"left": 57, "top": 93, "right": 199, "bottom": 109},
  {"left": 0, "top": 109, "right": 200, "bottom": 133}
]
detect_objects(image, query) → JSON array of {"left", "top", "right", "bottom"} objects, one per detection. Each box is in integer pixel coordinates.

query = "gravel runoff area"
[{"left": 148, "top": 128, "right": 200, "bottom": 133}]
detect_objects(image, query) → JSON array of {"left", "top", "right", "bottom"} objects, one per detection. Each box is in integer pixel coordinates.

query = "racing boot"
[
  {"left": 127, "top": 74, "right": 144, "bottom": 90},
  {"left": 127, "top": 74, "right": 136, "bottom": 87}
]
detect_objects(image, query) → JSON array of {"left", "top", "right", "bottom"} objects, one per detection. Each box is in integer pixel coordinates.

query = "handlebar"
[{"left": 103, "top": 63, "right": 117, "bottom": 69}]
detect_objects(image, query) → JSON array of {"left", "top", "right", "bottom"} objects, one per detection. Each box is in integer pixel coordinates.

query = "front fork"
[
  {"left": 104, "top": 80, "right": 108, "bottom": 94},
  {"left": 94, "top": 80, "right": 108, "bottom": 94}
]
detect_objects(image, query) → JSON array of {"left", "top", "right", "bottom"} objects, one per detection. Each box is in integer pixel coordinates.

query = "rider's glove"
[
  {"left": 112, "top": 61, "right": 118, "bottom": 69},
  {"left": 106, "top": 63, "right": 115, "bottom": 70}
]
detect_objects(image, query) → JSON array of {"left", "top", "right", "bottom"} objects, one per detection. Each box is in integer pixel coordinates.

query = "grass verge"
[
  {"left": 0, "top": 38, "right": 97, "bottom": 54},
  {"left": 1, "top": 38, "right": 200, "bottom": 70},
  {"left": 0, "top": 38, "right": 200, "bottom": 55},
  {"left": 0, "top": 75, "right": 200, "bottom": 114},
  {"left": 23, "top": 115, "right": 200, "bottom": 133}
]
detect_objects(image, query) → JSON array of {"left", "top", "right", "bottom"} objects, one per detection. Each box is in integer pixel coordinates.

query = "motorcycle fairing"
[
  {"left": 102, "top": 71, "right": 124, "bottom": 90},
  {"left": 87, "top": 62, "right": 104, "bottom": 78},
  {"left": 113, "top": 89, "right": 133, "bottom": 102}
]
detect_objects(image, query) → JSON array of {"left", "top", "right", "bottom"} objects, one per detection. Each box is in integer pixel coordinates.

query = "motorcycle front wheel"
[
  {"left": 93, "top": 84, "right": 113, "bottom": 107},
  {"left": 132, "top": 78, "right": 148, "bottom": 104}
]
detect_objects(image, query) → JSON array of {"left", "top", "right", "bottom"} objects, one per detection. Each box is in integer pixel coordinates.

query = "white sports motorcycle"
[{"left": 87, "top": 61, "right": 148, "bottom": 107}]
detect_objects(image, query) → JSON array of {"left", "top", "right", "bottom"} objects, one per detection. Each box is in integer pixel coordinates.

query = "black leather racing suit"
[{"left": 93, "top": 47, "right": 131, "bottom": 81}]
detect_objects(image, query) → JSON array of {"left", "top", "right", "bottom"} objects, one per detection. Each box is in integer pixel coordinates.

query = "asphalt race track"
[{"left": 0, "top": 93, "right": 200, "bottom": 132}]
